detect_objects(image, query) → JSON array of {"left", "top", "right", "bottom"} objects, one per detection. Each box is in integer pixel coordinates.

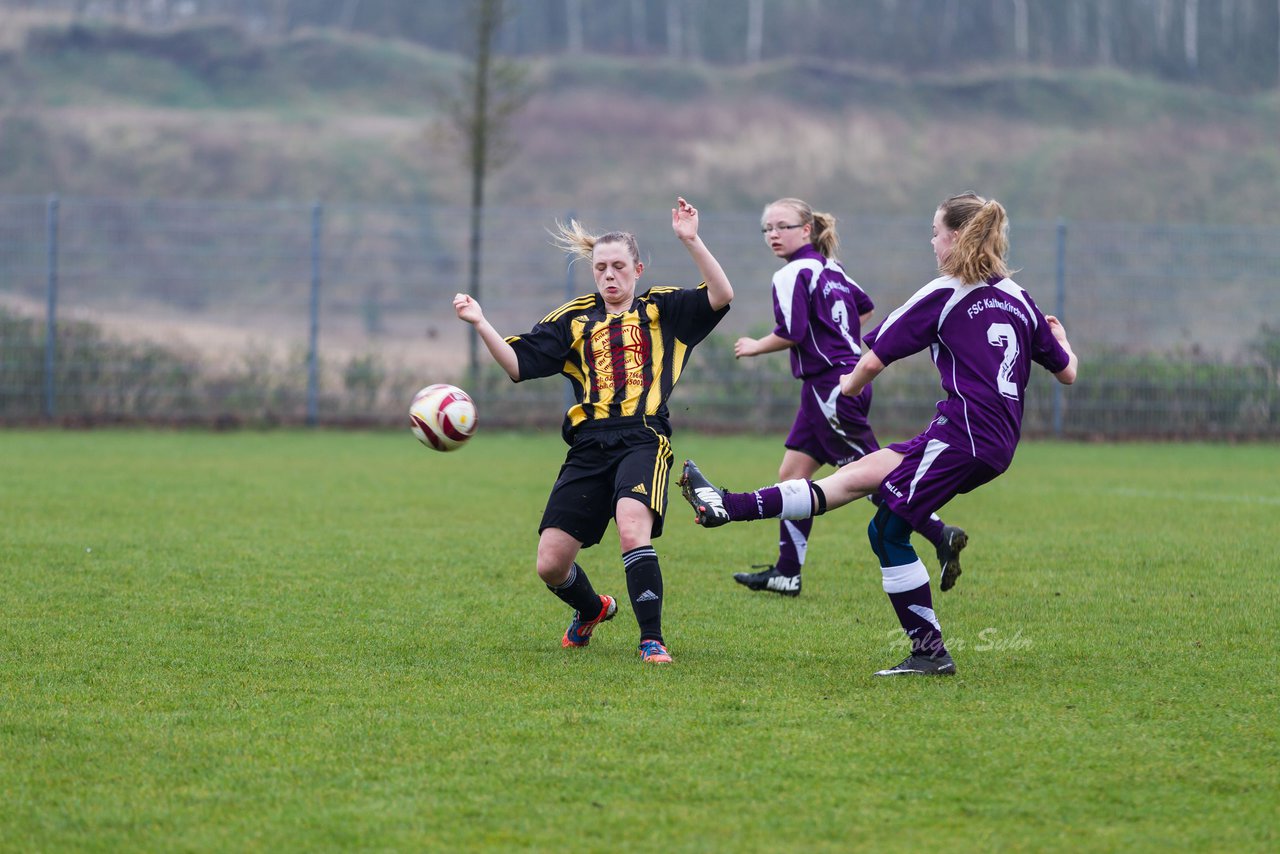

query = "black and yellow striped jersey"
[{"left": 506, "top": 283, "right": 729, "bottom": 440}]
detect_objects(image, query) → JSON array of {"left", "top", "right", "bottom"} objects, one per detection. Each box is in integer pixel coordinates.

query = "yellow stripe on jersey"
[
  {"left": 650, "top": 433, "right": 671, "bottom": 511},
  {"left": 512, "top": 284, "right": 714, "bottom": 430},
  {"left": 539, "top": 294, "right": 598, "bottom": 326},
  {"left": 668, "top": 339, "right": 689, "bottom": 386},
  {"left": 564, "top": 314, "right": 590, "bottom": 394},
  {"left": 642, "top": 302, "right": 666, "bottom": 416}
]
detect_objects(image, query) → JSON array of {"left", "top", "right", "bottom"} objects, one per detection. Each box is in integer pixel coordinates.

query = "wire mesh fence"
[{"left": 1, "top": 194, "right": 1277, "bottom": 439}]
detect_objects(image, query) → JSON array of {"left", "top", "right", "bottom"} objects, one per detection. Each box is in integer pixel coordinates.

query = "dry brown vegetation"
[{"left": 1, "top": 18, "right": 1277, "bottom": 223}]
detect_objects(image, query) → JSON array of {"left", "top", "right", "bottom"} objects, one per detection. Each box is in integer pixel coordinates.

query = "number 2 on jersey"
[{"left": 987, "top": 322, "right": 1019, "bottom": 399}]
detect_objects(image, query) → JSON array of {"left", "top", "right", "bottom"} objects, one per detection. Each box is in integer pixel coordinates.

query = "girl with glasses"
[{"left": 728, "top": 197, "right": 966, "bottom": 598}]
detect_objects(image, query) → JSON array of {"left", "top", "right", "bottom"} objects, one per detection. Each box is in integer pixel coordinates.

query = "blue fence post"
[
  {"left": 42, "top": 194, "right": 59, "bottom": 420},
  {"left": 1053, "top": 218, "right": 1067, "bottom": 438},
  {"left": 307, "top": 202, "right": 323, "bottom": 427}
]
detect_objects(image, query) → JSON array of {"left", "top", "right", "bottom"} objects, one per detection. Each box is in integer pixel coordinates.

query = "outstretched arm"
[
  {"left": 839, "top": 350, "right": 886, "bottom": 397},
  {"left": 735, "top": 333, "right": 794, "bottom": 359},
  {"left": 1045, "top": 315, "right": 1078, "bottom": 385},
  {"left": 672, "top": 197, "right": 733, "bottom": 311},
  {"left": 453, "top": 293, "right": 520, "bottom": 381}
]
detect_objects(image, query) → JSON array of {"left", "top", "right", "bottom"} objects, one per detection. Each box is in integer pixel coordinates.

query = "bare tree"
[
  {"left": 1096, "top": 0, "right": 1113, "bottom": 66},
  {"left": 1011, "top": 0, "right": 1030, "bottom": 61},
  {"left": 337, "top": 0, "right": 362, "bottom": 32},
  {"left": 438, "top": 0, "right": 531, "bottom": 391},
  {"left": 1184, "top": 0, "right": 1199, "bottom": 73},
  {"left": 566, "top": 0, "right": 583, "bottom": 53},
  {"left": 940, "top": 0, "right": 960, "bottom": 54},
  {"left": 746, "top": 0, "right": 763, "bottom": 63},
  {"left": 1154, "top": 0, "right": 1173, "bottom": 54},
  {"left": 684, "top": 0, "right": 700, "bottom": 59},
  {"left": 629, "top": 0, "right": 648, "bottom": 53},
  {"left": 666, "top": 0, "right": 682, "bottom": 59},
  {"left": 1069, "top": 0, "right": 1088, "bottom": 60}
]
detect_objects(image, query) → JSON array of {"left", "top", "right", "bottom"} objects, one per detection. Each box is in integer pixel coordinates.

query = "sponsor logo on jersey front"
[{"left": 590, "top": 324, "right": 649, "bottom": 390}]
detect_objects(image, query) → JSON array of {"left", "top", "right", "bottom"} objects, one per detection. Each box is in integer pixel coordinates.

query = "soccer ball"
[{"left": 409, "top": 384, "right": 477, "bottom": 452}]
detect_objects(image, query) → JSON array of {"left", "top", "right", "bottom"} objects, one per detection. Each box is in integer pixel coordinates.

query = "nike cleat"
[
  {"left": 732, "top": 564, "right": 801, "bottom": 597},
  {"left": 638, "top": 639, "right": 673, "bottom": 664},
  {"left": 873, "top": 652, "right": 957, "bottom": 677},
  {"left": 678, "top": 459, "right": 730, "bottom": 528},
  {"left": 562, "top": 594, "right": 618, "bottom": 648},
  {"left": 936, "top": 526, "right": 968, "bottom": 592}
]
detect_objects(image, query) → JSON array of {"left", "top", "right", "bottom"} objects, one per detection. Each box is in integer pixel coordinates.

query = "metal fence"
[{"left": 1, "top": 194, "right": 1277, "bottom": 440}]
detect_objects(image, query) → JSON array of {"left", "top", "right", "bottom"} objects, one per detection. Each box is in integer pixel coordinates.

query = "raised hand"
[
  {"left": 671, "top": 196, "right": 699, "bottom": 243},
  {"left": 453, "top": 292, "right": 484, "bottom": 325}
]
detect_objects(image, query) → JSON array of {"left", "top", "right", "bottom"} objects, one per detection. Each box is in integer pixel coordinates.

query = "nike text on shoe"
[
  {"left": 936, "top": 526, "right": 968, "bottom": 592},
  {"left": 678, "top": 459, "right": 730, "bottom": 528},
  {"left": 732, "top": 564, "right": 801, "bottom": 597},
  {"left": 562, "top": 594, "right": 618, "bottom": 648},
  {"left": 873, "top": 652, "right": 957, "bottom": 677},
  {"left": 638, "top": 639, "right": 673, "bottom": 664}
]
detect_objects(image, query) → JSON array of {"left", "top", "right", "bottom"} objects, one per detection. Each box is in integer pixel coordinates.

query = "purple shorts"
[
  {"left": 785, "top": 371, "right": 880, "bottom": 467},
  {"left": 879, "top": 431, "right": 999, "bottom": 531}
]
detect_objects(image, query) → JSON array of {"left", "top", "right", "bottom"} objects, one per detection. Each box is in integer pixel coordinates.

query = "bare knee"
[
  {"left": 536, "top": 558, "right": 570, "bottom": 586},
  {"left": 615, "top": 498, "right": 654, "bottom": 553},
  {"left": 779, "top": 450, "right": 820, "bottom": 482},
  {"left": 536, "top": 530, "right": 579, "bottom": 586},
  {"left": 617, "top": 529, "right": 651, "bottom": 553}
]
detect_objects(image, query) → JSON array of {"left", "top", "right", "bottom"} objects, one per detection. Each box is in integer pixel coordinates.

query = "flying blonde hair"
[{"left": 550, "top": 219, "right": 642, "bottom": 267}]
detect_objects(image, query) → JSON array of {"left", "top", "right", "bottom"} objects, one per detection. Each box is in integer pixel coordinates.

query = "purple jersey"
[
  {"left": 772, "top": 245, "right": 875, "bottom": 379},
  {"left": 865, "top": 275, "right": 1072, "bottom": 471}
]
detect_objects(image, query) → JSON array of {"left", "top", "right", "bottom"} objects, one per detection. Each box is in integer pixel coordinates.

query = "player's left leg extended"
[
  {"left": 681, "top": 449, "right": 901, "bottom": 526},
  {"left": 734, "top": 448, "right": 820, "bottom": 597}
]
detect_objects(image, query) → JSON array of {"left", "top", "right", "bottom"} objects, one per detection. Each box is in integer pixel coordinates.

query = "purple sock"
[
  {"left": 917, "top": 516, "right": 944, "bottom": 548},
  {"left": 887, "top": 582, "right": 948, "bottom": 657},
  {"left": 774, "top": 517, "right": 811, "bottom": 577},
  {"left": 725, "top": 486, "right": 784, "bottom": 521}
]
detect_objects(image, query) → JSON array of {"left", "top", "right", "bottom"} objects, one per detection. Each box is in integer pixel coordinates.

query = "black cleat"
[
  {"left": 733, "top": 564, "right": 801, "bottom": 597},
  {"left": 873, "top": 652, "right": 957, "bottom": 677},
  {"left": 936, "top": 525, "right": 968, "bottom": 592},
  {"left": 678, "top": 459, "right": 730, "bottom": 528}
]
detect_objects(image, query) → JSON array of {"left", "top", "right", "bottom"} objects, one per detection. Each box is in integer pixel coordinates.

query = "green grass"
[{"left": 2, "top": 430, "right": 1277, "bottom": 851}]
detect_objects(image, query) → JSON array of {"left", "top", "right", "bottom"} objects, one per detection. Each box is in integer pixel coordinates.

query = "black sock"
[
  {"left": 546, "top": 563, "right": 603, "bottom": 619},
  {"left": 623, "top": 546, "right": 663, "bottom": 644}
]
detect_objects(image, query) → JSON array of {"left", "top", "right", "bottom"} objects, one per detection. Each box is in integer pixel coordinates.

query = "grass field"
[{"left": 2, "top": 430, "right": 1277, "bottom": 852}]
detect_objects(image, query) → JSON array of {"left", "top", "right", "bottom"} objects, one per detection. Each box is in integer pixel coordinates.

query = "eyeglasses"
[{"left": 761, "top": 223, "right": 805, "bottom": 234}]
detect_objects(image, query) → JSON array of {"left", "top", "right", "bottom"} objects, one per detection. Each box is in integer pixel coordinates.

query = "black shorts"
[{"left": 540, "top": 423, "right": 674, "bottom": 548}]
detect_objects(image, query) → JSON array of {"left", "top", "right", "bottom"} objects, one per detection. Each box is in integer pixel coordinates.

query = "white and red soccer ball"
[{"left": 409, "top": 384, "right": 477, "bottom": 452}]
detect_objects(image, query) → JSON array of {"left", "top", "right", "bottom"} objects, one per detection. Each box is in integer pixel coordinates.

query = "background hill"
[
  {"left": 2, "top": 12, "right": 1278, "bottom": 439},
  {"left": 2, "top": 15, "right": 1279, "bottom": 225}
]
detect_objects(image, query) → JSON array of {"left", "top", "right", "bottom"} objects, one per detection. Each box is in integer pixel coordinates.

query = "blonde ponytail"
[{"left": 938, "top": 195, "right": 1011, "bottom": 285}]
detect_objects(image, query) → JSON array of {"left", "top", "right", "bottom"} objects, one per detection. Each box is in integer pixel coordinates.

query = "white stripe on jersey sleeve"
[
  {"left": 772, "top": 258, "right": 824, "bottom": 335},
  {"left": 827, "top": 259, "right": 870, "bottom": 303},
  {"left": 875, "top": 275, "right": 964, "bottom": 338}
]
